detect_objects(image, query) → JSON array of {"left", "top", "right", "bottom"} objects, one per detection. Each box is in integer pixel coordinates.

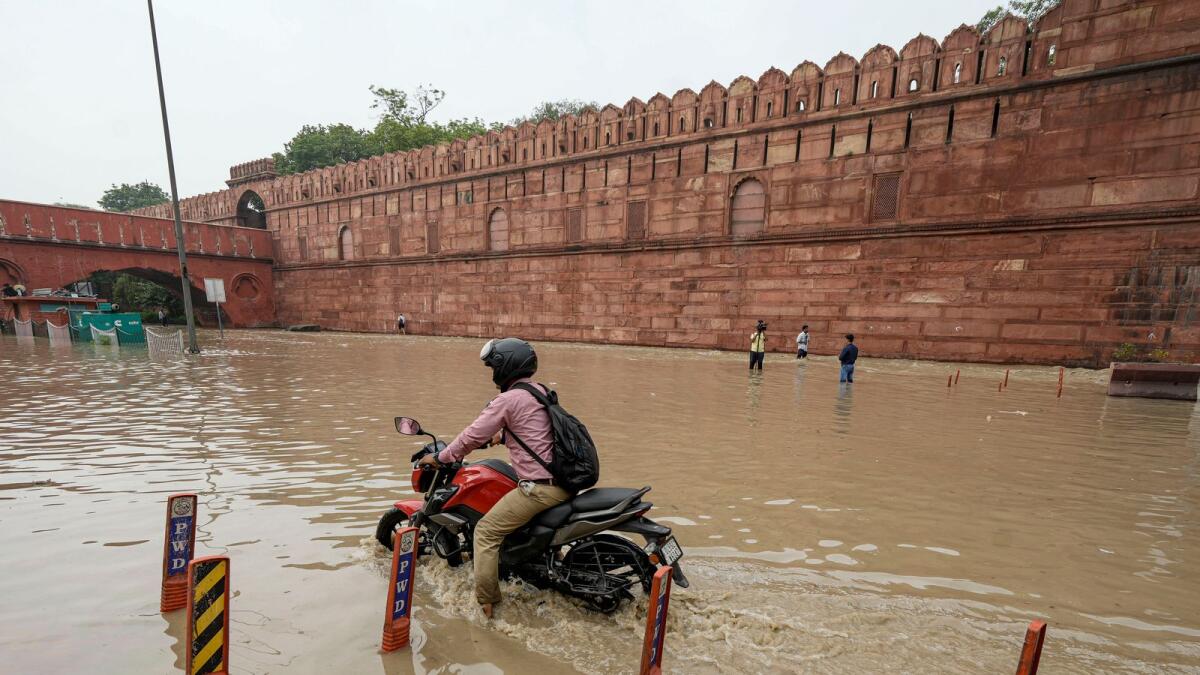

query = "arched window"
[
  {"left": 953, "top": 63, "right": 963, "bottom": 84},
  {"left": 703, "top": 117, "right": 714, "bottom": 128},
  {"left": 870, "top": 81, "right": 878, "bottom": 98},
  {"left": 338, "top": 226, "right": 354, "bottom": 260},
  {"left": 730, "top": 179, "right": 766, "bottom": 237},
  {"left": 1047, "top": 44, "right": 1057, "bottom": 65},
  {"left": 766, "top": 101, "right": 773, "bottom": 117},
  {"left": 488, "top": 208, "right": 509, "bottom": 252},
  {"left": 605, "top": 131, "right": 611, "bottom": 145},
  {"left": 796, "top": 99, "right": 806, "bottom": 112},
  {"left": 998, "top": 56, "right": 1008, "bottom": 76},
  {"left": 679, "top": 116, "right": 685, "bottom": 132},
  {"left": 736, "top": 107, "right": 743, "bottom": 122},
  {"left": 834, "top": 88, "right": 841, "bottom": 105},
  {"left": 908, "top": 78, "right": 919, "bottom": 92},
  {"left": 235, "top": 190, "right": 267, "bottom": 229},
  {"left": 653, "top": 121, "right": 660, "bottom": 136}
]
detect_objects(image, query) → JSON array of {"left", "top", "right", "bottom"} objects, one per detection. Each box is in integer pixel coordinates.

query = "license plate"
[{"left": 658, "top": 537, "right": 683, "bottom": 566}]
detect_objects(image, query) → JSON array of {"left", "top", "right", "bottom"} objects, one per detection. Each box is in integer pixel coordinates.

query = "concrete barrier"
[
  {"left": 639, "top": 566, "right": 673, "bottom": 675},
  {"left": 381, "top": 526, "right": 419, "bottom": 652},
  {"left": 160, "top": 493, "right": 197, "bottom": 612},
  {"left": 1014, "top": 620, "right": 1047, "bottom": 675},
  {"left": 186, "top": 556, "right": 231, "bottom": 675}
]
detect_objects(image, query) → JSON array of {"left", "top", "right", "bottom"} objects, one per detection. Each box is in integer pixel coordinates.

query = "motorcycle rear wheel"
[{"left": 559, "top": 533, "right": 654, "bottom": 613}]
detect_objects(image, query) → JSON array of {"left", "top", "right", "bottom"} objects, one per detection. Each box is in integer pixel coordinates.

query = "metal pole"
[
  {"left": 216, "top": 300, "right": 224, "bottom": 340},
  {"left": 147, "top": 0, "right": 199, "bottom": 354}
]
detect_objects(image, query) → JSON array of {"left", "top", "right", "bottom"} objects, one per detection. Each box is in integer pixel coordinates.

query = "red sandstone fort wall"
[{"left": 136, "top": 0, "right": 1200, "bottom": 365}]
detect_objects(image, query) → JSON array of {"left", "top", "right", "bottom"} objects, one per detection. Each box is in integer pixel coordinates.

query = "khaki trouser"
[{"left": 473, "top": 482, "right": 569, "bottom": 605}]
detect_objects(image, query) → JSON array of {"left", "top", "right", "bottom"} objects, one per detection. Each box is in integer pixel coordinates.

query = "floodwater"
[{"left": 1, "top": 330, "right": 1197, "bottom": 674}]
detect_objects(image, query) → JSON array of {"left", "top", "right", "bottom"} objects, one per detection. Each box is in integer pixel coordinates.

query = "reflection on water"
[{"left": 0, "top": 331, "right": 1198, "bottom": 674}]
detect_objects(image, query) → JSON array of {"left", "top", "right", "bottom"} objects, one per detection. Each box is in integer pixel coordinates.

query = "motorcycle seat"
[
  {"left": 570, "top": 487, "right": 644, "bottom": 512},
  {"left": 529, "top": 487, "right": 647, "bottom": 529},
  {"left": 530, "top": 501, "right": 573, "bottom": 528}
]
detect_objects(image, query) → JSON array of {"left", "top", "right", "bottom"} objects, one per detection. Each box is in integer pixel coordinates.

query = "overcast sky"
[{"left": 1, "top": 0, "right": 1001, "bottom": 207}]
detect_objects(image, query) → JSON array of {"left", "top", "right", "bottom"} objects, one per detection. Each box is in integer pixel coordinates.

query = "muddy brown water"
[{"left": 0, "top": 331, "right": 1197, "bottom": 673}]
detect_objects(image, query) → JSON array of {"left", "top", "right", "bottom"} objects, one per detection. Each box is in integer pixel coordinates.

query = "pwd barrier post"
[
  {"left": 639, "top": 566, "right": 674, "bottom": 675},
  {"left": 381, "top": 526, "right": 419, "bottom": 652},
  {"left": 186, "top": 556, "right": 231, "bottom": 675},
  {"left": 1014, "top": 619, "right": 1047, "bottom": 675},
  {"left": 160, "top": 493, "right": 197, "bottom": 612}
]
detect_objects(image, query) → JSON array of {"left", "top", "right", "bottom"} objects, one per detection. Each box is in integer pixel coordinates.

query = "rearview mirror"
[{"left": 395, "top": 417, "right": 422, "bottom": 435}]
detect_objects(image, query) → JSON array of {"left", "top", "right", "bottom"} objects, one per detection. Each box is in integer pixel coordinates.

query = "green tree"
[
  {"left": 510, "top": 99, "right": 599, "bottom": 126},
  {"left": 98, "top": 181, "right": 169, "bottom": 212},
  {"left": 272, "top": 123, "right": 377, "bottom": 175},
  {"left": 978, "top": 0, "right": 1056, "bottom": 32},
  {"left": 85, "top": 271, "right": 184, "bottom": 322},
  {"left": 367, "top": 84, "right": 489, "bottom": 155},
  {"left": 273, "top": 85, "right": 499, "bottom": 174}
]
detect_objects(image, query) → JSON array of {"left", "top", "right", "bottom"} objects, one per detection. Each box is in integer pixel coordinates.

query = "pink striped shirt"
[{"left": 437, "top": 378, "right": 554, "bottom": 481}]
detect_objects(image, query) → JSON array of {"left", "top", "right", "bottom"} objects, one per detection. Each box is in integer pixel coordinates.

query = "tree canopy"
[
  {"left": 272, "top": 124, "right": 376, "bottom": 175},
  {"left": 270, "top": 86, "right": 604, "bottom": 175},
  {"left": 509, "top": 99, "right": 599, "bottom": 126},
  {"left": 978, "top": 0, "right": 1056, "bottom": 32},
  {"left": 98, "top": 181, "right": 169, "bottom": 212},
  {"left": 272, "top": 85, "right": 491, "bottom": 175}
]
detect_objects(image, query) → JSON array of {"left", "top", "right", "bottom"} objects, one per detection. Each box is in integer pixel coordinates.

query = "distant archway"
[
  {"left": 488, "top": 208, "right": 509, "bottom": 252},
  {"left": 0, "top": 258, "right": 25, "bottom": 286},
  {"left": 338, "top": 226, "right": 354, "bottom": 260},
  {"left": 236, "top": 190, "right": 267, "bottom": 229},
  {"left": 730, "top": 178, "right": 766, "bottom": 237}
]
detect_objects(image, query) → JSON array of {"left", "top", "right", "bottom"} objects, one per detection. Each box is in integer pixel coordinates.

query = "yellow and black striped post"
[{"left": 185, "top": 556, "right": 230, "bottom": 675}]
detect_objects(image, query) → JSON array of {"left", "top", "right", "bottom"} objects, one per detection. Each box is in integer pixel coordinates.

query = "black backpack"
[{"left": 505, "top": 383, "right": 600, "bottom": 493}]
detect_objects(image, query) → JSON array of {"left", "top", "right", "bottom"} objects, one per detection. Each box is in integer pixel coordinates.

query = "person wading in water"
[
  {"left": 749, "top": 320, "right": 767, "bottom": 370},
  {"left": 417, "top": 338, "right": 569, "bottom": 619}
]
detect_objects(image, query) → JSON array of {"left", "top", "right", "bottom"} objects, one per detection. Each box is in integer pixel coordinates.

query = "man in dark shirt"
[
  {"left": 838, "top": 333, "right": 858, "bottom": 383},
  {"left": 1, "top": 283, "right": 17, "bottom": 297}
]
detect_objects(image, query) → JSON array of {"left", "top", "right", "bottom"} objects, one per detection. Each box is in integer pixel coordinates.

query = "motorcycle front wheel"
[{"left": 375, "top": 507, "right": 412, "bottom": 550}]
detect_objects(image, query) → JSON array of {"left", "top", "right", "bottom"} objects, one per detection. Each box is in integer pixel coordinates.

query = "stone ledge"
[{"left": 1107, "top": 362, "right": 1200, "bottom": 400}]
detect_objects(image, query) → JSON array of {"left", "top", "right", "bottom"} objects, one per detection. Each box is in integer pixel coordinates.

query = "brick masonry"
[
  {"left": 134, "top": 0, "right": 1200, "bottom": 366},
  {"left": 0, "top": 200, "right": 276, "bottom": 328}
]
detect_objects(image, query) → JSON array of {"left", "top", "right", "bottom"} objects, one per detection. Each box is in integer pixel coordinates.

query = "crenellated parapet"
[
  {"left": 227, "top": 157, "right": 278, "bottom": 188},
  {"left": 135, "top": 0, "right": 1200, "bottom": 225}
]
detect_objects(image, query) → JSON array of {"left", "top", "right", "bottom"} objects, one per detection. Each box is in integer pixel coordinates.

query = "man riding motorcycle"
[{"left": 416, "top": 337, "right": 567, "bottom": 618}]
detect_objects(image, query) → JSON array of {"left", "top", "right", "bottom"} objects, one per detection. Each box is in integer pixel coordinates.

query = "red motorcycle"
[{"left": 375, "top": 416, "right": 687, "bottom": 613}]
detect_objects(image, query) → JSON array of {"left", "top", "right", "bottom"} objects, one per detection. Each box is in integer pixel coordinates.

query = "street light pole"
[{"left": 146, "top": 0, "right": 199, "bottom": 354}]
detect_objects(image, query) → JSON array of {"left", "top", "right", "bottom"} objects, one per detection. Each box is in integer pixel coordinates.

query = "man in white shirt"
[{"left": 796, "top": 325, "right": 810, "bottom": 359}]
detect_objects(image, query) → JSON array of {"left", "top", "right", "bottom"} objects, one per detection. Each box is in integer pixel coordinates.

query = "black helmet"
[{"left": 480, "top": 337, "right": 538, "bottom": 391}]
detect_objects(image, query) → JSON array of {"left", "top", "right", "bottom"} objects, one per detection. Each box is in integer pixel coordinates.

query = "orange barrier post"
[
  {"left": 1014, "top": 619, "right": 1047, "bottom": 675},
  {"left": 186, "top": 556, "right": 230, "bottom": 675},
  {"left": 639, "top": 566, "right": 674, "bottom": 675},
  {"left": 381, "top": 526, "right": 420, "bottom": 652},
  {"left": 160, "top": 493, "right": 198, "bottom": 612},
  {"left": 954, "top": 369, "right": 960, "bottom": 385},
  {"left": 1004, "top": 369, "right": 1010, "bottom": 388}
]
